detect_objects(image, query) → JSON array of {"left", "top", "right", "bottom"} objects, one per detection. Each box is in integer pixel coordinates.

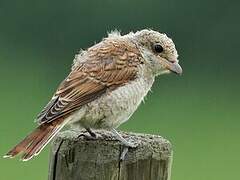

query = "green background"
[{"left": 0, "top": 0, "right": 239, "bottom": 179}]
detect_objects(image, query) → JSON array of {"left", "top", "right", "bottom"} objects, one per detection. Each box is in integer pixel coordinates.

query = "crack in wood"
[{"left": 48, "top": 130, "right": 172, "bottom": 180}]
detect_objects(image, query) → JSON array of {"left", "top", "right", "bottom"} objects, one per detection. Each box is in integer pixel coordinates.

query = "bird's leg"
[{"left": 111, "top": 128, "right": 137, "bottom": 147}]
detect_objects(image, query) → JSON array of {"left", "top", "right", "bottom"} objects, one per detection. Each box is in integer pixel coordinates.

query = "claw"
[
  {"left": 86, "top": 128, "right": 97, "bottom": 138},
  {"left": 120, "top": 146, "right": 129, "bottom": 160}
]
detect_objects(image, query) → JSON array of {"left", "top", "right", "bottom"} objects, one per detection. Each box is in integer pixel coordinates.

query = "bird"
[{"left": 4, "top": 29, "right": 182, "bottom": 161}]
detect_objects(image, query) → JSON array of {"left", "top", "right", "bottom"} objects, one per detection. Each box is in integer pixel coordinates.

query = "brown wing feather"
[{"left": 37, "top": 38, "right": 141, "bottom": 124}]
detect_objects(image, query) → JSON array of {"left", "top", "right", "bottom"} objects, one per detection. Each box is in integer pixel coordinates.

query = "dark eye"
[{"left": 154, "top": 44, "right": 164, "bottom": 53}]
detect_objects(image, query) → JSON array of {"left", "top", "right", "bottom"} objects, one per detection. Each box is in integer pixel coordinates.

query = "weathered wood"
[{"left": 48, "top": 130, "right": 173, "bottom": 180}]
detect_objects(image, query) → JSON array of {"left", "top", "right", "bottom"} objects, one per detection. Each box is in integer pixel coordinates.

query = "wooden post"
[{"left": 48, "top": 130, "right": 173, "bottom": 180}]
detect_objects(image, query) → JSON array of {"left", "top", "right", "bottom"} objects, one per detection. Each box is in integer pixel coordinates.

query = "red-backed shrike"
[{"left": 5, "top": 29, "right": 182, "bottom": 161}]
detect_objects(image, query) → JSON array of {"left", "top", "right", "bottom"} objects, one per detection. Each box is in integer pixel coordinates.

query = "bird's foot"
[
  {"left": 78, "top": 128, "right": 101, "bottom": 140},
  {"left": 110, "top": 128, "right": 139, "bottom": 160},
  {"left": 119, "top": 140, "right": 140, "bottom": 160}
]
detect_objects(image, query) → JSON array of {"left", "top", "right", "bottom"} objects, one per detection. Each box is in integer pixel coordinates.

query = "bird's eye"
[{"left": 154, "top": 44, "right": 164, "bottom": 53}]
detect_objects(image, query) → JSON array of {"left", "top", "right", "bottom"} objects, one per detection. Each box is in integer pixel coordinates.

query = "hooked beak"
[{"left": 162, "top": 59, "right": 182, "bottom": 75}]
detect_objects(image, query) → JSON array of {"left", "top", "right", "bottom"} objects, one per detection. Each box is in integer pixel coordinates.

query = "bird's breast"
[{"left": 77, "top": 74, "right": 155, "bottom": 129}]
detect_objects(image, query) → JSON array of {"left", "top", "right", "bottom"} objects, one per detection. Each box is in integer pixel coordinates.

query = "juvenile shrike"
[{"left": 4, "top": 29, "right": 182, "bottom": 161}]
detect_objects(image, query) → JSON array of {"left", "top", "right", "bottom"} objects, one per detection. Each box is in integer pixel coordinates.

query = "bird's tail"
[{"left": 4, "top": 118, "right": 67, "bottom": 161}]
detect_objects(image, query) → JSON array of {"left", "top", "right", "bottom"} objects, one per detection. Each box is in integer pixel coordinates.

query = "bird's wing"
[{"left": 36, "top": 39, "right": 142, "bottom": 124}]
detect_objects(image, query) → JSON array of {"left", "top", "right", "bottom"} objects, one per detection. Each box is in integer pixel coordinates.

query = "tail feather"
[
  {"left": 21, "top": 128, "right": 52, "bottom": 161},
  {"left": 4, "top": 118, "right": 66, "bottom": 161}
]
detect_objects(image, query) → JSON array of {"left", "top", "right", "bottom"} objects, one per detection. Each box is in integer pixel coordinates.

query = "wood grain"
[{"left": 49, "top": 130, "right": 172, "bottom": 180}]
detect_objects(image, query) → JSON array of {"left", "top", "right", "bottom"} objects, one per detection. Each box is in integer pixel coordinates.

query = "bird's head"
[{"left": 133, "top": 29, "right": 182, "bottom": 76}]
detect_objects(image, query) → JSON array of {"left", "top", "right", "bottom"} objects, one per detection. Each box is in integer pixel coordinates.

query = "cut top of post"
[{"left": 49, "top": 130, "right": 173, "bottom": 180}]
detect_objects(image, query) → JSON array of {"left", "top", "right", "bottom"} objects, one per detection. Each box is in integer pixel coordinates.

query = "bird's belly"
[{"left": 72, "top": 76, "right": 154, "bottom": 129}]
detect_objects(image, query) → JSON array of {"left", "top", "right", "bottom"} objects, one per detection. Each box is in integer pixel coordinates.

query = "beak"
[
  {"left": 167, "top": 62, "right": 182, "bottom": 75},
  {"left": 162, "top": 59, "right": 182, "bottom": 75}
]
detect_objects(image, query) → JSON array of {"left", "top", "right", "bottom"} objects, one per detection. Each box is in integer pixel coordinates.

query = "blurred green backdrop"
[{"left": 0, "top": 0, "right": 239, "bottom": 179}]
